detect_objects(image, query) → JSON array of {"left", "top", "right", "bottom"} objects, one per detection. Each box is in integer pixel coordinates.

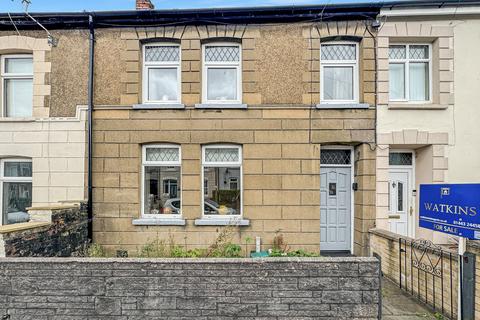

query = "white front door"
[
  {"left": 320, "top": 167, "right": 351, "bottom": 251},
  {"left": 388, "top": 170, "right": 411, "bottom": 237}
]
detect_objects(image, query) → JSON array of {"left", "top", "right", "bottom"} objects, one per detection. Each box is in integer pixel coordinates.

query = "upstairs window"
[
  {"left": 1, "top": 55, "right": 33, "bottom": 117},
  {"left": 0, "top": 159, "right": 32, "bottom": 225},
  {"left": 320, "top": 42, "right": 358, "bottom": 103},
  {"left": 389, "top": 44, "right": 431, "bottom": 102},
  {"left": 202, "top": 145, "right": 242, "bottom": 217},
  {"left": 202, "top": 43, "right": 242, "bottom": 104},
  {"left": 142, "top": 43, "right": 181, "bottom": 104},
  {"left": 142, "top": 145, "right": 181, "bottom": 217}
]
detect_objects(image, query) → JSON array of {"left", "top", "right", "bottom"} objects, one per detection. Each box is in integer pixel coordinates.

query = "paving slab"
[{"left": 382, "top": 277, "right": 438, "bottom": 320}]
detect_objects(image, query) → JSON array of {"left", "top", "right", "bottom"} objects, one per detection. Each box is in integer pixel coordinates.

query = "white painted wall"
[{"left": 0, "top": 106, "right": 87, "bottom": 206}]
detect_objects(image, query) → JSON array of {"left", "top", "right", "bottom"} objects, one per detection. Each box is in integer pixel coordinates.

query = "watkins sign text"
[{"left": 419, "top": 184, "right": 480, "bottom": 239}]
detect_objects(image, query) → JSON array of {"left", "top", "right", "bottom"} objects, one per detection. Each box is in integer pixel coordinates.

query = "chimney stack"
[{"left": 136, "top": 0, "right": 154, "bottom": 10}]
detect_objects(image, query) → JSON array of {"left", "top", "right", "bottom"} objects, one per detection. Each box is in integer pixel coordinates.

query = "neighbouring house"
[
  {"left": 374, "top": 0, "right": 480, "bottom": 244},
  {"left": 0, "top": 31, "right": 87, "bottom": 228}
]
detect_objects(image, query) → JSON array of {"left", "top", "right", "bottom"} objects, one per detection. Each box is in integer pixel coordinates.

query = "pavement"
[{"left": 382, "top": 277, "right": 439, "bottom": 320}]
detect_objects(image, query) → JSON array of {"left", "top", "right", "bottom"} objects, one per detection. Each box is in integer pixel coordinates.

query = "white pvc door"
[
  {"left": 388, "top": 171, "right": 410, "bottom": 237},
  {"left": 320, "top": 167, "right": 351, "bottom": 251}
]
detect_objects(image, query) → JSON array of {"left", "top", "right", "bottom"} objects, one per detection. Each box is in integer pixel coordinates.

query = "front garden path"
[{"left": 382, "top": 277, "right": 438, "bottom": 320}]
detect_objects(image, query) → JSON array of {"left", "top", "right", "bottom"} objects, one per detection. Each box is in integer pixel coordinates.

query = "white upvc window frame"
[
  {"left": 202, "top": 42, "right": 242, "bottom": 105},
  {"left": 320, "top": 41, "right": 359, "bottom": 104},
  {"left": 1, "top": 54, "right": 33, "bottom": 117},
  {"left": 141, "top": 144, "right": 182, "bottom": 219},
  {"left": 388, "top": 43, "right": 432, "bottom": 103},
  {"left": 0, "top": 158, "right": 32, "bottom": 226},
  {"left": 201, "top": 144, "right": 243, "bottom": 218},
  {"left": 142, "top": 43, "right": 182, "bottom": 105}
]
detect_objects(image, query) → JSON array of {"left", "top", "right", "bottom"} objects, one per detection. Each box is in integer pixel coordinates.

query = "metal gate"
[{"left": 398, "top": 238, "right": 457, "bottom": 319}]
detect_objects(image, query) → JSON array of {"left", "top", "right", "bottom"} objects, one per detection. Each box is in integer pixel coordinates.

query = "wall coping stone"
[
  {"left": 27, "top": 203, "right": 82, "bottom": 211},
  {"left": 0, "top": 222, "right": 50, "bottom": 234},
  {"left": 0, "top": 256, "right": 379, "bottom": 264},
  {"left": 369, "top": 228, "right": 458, "bottom": 255}
]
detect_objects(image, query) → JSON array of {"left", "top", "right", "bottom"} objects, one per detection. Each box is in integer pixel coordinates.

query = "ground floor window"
[
  {"left": 142, "top": 145, "right": 181, "bottom": 217},
  {"left": 0, "top": 159, "right": 32, "bottom": 225},
  {"left": 202, "top": 145, "right": 242, "bottom": 216}
]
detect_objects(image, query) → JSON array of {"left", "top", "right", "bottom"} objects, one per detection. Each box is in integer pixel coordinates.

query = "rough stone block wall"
[
  {"left": 0, "top": 257, "right": 380, "bottom": 319},
  {"left": 0, "top": 205, "right": 88, "bottom": 257}
]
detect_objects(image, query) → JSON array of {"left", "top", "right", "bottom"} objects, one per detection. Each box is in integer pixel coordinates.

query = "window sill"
[
  {"left": 195, "top": 103, "right": 247, "bottom": 109},
  {"left": 194, "top": 218, "right": 250, "bottom": 226},
  {"left": 133, "top": 103, "right": 185, "bottom": 110},
  {"left": 387, "top": 103, "right": 448, "bottom": 110},
  {"left": 0, "top": 117, "right": 36, "bottom": 122},
  {"left": 132, "top": 218, "right": 186, "bottom": 226},
  {"left": 316, "top": 103, "right": 370, "bottom": 109}
]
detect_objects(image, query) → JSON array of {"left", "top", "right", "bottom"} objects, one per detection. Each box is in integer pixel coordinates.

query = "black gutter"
[
  {"left": 2, "top": 0, "right": 479, "bottom": 31},
  {"left": 0, "top": 4, "right": 382, "bottom": 30},
  {"left": 87, "top": 14, "right": 95, "bottom": 241}
]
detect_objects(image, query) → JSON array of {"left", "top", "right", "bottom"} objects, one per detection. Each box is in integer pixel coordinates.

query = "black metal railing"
[{"left": 399, "top": 238, "right": 457, "bottom": 319}]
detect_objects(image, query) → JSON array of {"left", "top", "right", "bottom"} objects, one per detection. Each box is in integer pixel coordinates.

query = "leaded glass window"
[
  {"left": 145, "top": 45, "right": 180, "bottom": 62},
  {"left": 203, "top": 43, "right": 242, "bottom": 103},
  {"left": 321, "top": 150, "right": 351, "bottom": 165},
  {"left": 143, "top": 43, "right": 181, "bottom": 103},
  {"left": 146, "top": 148, "right": 179, "bottom": 163},
  {"left": 205, "top": 148, "right": 239, "bottom": 163},
  {"left": 321, "top": 44, "right": 356, "bottom": 61},
  {"left": 142, "top": 145, "right": 182, "bottom": 217},
  {"left": 389, "top": 44, "right": 431, "bottom": 102},
  {"left": 389, "top": 152, "right": 413, "bottom": 166},
  {"left": 205, "top": 46, "right": 240, "bottom": 62},
  {"left": 202, "top": 145, "right": 242, "bottom": 216},
  {"left": 320, "top": 42, "right": 358, "bottom": 103}
]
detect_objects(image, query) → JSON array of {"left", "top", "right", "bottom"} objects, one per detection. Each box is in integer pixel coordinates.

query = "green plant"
[
  {"left": 286, "top": 249, "right": 317, "bottom": 257},
  {"left": 433, "top": 312, "right": 444, "bottom": 320},
  {"left": 244, "top": 236, "right": 253, "bottom": 257},
  {"left": 87, "top": 243, "right": 107, "bottom": 258},
  {"left": 138, "top": 238, "right": 168, "bottom": 258}
]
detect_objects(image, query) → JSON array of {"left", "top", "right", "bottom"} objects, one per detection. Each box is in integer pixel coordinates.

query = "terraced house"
[
  {"left": 5, "top": 0, "right": 479, "bottom": 258},
  {"left": 91, "top": 1, "right": 380, "bottom": 256},
  {"left": 0, "top": 0, "right": 381, "bottom": 256}
]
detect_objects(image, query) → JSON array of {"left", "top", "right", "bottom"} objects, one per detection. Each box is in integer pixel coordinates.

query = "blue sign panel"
[{"left": 419, "top": 184, "right": 480, "bottom": 239}]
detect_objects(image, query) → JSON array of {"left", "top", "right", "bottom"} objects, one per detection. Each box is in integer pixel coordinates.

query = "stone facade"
[
  {"left": 0, "top": 203, "right": 88, "bottom": 257},
  {"left": 0, "top": 257, "right": 380, "bottom": 319},
  {"left": 91, "top": 21, "right": 377, "bottom": 256}
]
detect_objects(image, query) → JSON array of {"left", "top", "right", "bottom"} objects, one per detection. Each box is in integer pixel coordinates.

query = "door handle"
[{"left": 409, "top": 206, "right": 413, "bottom": 216}]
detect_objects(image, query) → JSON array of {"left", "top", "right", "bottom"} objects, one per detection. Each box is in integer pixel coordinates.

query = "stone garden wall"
[
  {"left": 0, "top": 204, "right": 88, "bottom": 257},
  {"left": 0, "top": 257, "right": 380, "bottom": 319}
]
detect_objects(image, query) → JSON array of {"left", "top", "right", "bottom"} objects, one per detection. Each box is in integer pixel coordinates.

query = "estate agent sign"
[{"left": 419, "top": 184, "right": 480, "bottom": 239}]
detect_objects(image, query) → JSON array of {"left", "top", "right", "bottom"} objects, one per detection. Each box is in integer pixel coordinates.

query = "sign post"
[{"left": 419, "top": 184, "right": 480, "bottom": 320}]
